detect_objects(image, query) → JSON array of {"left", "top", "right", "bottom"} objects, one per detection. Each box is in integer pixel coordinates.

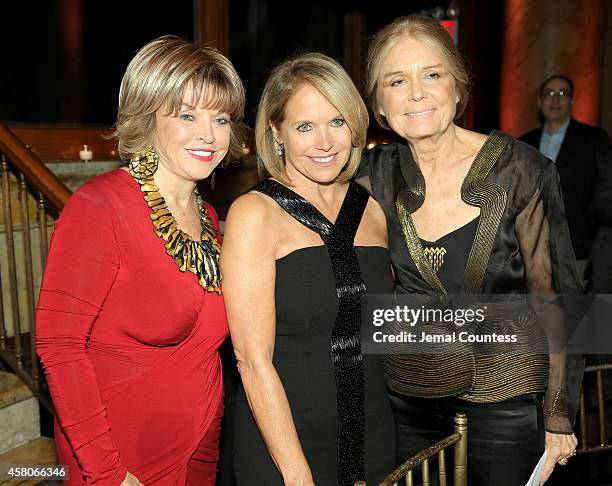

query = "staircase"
[
  {"left": 0, "top": 371, "right": 57, "bottom": 485},
  {"left": 0, "top": 371, "right": 40, "bottom": 454},
  {"left": 0, "top": 123, "right": 71, "bottom": 481},
  {"left": 0, "top": 373, "right": 57, "bottom": 486},
  {"left": 0, "top": 438, "right": 57, "bottom": 486}
]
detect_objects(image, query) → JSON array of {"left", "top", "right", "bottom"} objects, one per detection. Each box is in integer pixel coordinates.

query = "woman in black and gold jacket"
[{"left": 358, "top": 14, "right": 583, "bottom": 486}]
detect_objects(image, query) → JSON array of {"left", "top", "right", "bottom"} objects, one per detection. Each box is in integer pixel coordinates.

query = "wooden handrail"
[{"left": 0, "top": 123, "right": 71, "bottom": 210}]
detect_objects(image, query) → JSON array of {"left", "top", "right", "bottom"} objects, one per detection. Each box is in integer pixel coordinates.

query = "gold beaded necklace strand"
[{"left": 129, "top": 149, "right": 222, "bottom": 293}]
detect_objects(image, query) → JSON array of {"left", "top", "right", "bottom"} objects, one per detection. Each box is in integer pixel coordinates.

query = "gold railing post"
[
  {"left": 0, "top": 156, "right": 23, "bottom": 367},
  {"left": 18, "top": 173, "right": 38, "bottom": 382},
  {"left": 422, "top": 458, "right": 430, "bottom": 486},
  {"left": 379, "top": 413, "right": 467, "bottom": 486},
  {"left": 597, "top": 370, "right": 605, "bottom": 446},
  {"left": 579, "top": 386, "right": 587, "bottom": 451},
  {"left": 454, "top": 412, "right": 468, "bottom": 486},
  {"left": 0, "top": 263, "right": 6, "bottom": 349},
  {"left": 438, "top": 449, "right": 447, "bottom": 486},
  {"left": 577, "top": 363, "right": 612, "bottom": 454},
  {"left": 37, "top": 192, "right": 48, "bottom": 268}
]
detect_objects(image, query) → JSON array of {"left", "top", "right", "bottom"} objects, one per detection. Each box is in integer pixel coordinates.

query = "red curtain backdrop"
[{"left": 500, "top": 0, "right": 604, "bottom": 137}]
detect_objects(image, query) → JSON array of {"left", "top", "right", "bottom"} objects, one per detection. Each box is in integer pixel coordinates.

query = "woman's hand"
[
  {"left": 539, "top": 431, "right": 577, "bottom": 484},
  {"left": 121, "top": 471, "right": 144, "bottom": 486}
]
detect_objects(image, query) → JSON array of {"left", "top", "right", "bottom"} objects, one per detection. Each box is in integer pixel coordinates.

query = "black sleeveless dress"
[{"left": 232, "top": 180, "right": 395, "bottom": 486}]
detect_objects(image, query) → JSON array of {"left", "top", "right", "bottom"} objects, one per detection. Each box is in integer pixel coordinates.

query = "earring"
[
  {"left": 210, "top": 170, "right": 217, "bottom": 190},
  {"left": 277, "top": 143, "right": 285, "bottom": 157},
  {"left": 129, "top": 148, "right": 159, "bottom": 182}
]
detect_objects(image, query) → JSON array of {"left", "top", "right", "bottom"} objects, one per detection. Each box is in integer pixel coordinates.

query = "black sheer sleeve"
[
  {"left": 354, "top": 148, "right": 374, "bottom": 195},
  {"left": 515, "top": 160, "right": 583, "bottom": 434},
  {"left": 356, "top": 148, "right": 372, "bottom": 178}
]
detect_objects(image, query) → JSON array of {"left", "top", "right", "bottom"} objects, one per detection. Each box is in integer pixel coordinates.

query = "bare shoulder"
[
  {"left": 223, "top": 191, "right": 283, "bottom": 249},
  {"left": 226, "top": 191, "right": 283, "bottom": 225}
]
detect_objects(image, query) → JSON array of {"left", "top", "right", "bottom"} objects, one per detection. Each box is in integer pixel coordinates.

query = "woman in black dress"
[
  {"left": 221, "top": 53, "right": 395, "bottom": 486},
  {"left": 357, "top": 14, "right": 582, "bottom": 486}
]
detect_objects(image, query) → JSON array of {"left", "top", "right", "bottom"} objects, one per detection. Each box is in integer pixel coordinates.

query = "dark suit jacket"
[
  {"left": 520, "top": 118, "right": 609, "bottom": 259},
  {"left": 592, "top": 144, "right": 612, "bottom": 227},
  {"left": 590, "top": 144, "right": 612, "bottom": 292}
]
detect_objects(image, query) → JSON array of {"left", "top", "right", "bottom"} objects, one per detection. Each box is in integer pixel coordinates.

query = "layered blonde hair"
[
  {"left": 366, "top": 14, "right": 470, "bottom": 129},
  {"left": 114, "top": 35, "right": 245, "bottom": 161},
  {"left": 255, "top": 52, "right": 368, "bottom": 185}
]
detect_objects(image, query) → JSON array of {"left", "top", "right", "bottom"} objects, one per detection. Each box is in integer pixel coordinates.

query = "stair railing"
[{"left": 0, "top": 122, "right": 72, "bottom": 414}]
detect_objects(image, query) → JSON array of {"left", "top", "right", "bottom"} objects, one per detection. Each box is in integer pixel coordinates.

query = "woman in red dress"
[{"left": 36, "top": 36, "right": 245, "bottom": 486}]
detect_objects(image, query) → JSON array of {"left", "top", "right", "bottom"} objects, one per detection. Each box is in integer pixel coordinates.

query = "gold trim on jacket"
[
  {"left": 391, "top": 132, "right": 549, "bottom": 403},
  {"left": 396, "top": 131, "right": 509, "bottom": 296}
]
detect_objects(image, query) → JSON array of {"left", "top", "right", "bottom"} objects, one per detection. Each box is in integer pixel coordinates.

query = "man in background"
[{"left": 520, "top": 74, "right": 609, "bottom": 285}]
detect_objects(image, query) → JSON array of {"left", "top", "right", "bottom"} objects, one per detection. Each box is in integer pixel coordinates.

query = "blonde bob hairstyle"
[
  {"left": 255, "top": 52, "right": 368, "bottom": 185},
  {"left": 114, "top": 35, "right": 245, "bottom": 162},
  {"left": 366, "top": 14, "right": 470, "bottom": 130}
]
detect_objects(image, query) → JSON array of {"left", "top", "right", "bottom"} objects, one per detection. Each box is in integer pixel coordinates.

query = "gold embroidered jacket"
[{"left": 357, "top": 131, "right": 584, "bottom": 434}]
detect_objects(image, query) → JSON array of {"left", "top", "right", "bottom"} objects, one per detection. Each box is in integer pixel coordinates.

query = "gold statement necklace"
[{"left": 129, "top": 149, "right": 222, "bottom": 293}]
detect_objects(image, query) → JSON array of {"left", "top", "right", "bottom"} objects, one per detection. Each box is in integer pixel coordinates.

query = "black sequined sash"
[{"left": 253, "top": 179, "right": 369, "bottom": 486}]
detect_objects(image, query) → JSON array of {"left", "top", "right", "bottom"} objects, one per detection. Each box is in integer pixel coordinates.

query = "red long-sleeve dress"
[{"left": 36, "top": 169, "right": 228, "bottom": 485}]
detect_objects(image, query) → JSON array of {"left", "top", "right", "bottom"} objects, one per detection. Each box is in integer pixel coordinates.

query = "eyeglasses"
[{"left": 541, "top": 89, "right": 571, "bottom": 99}]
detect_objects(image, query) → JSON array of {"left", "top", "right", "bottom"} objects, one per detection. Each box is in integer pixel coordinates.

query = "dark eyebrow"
[
  {"left": 383, "top": 71, "right": 406, "bottom": 80},
  {"left": 383, "top": 64, "right": 444, "bottom": 80},
  {"left": 290, "top": 112, "right": 343, "bottom": 126},
  {"left": 180, "top": 103, "right": 230, "bottom": 116}
]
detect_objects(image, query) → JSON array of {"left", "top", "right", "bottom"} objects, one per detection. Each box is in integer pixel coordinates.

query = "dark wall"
[
  {"left": 229, "top": 0, "right": 345, "bottom": 126},
  {"left": 1, "top": 0, "right": 504, "bottom": 131},
  {"left": 459, "top": 0, "right": 505, "bottom": 133},
  {"left": 229, "top": 0, "right": 465, "bottom": 126},
  {"left": 0, "top": 0, "right": 193, "bottom": 124}
]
